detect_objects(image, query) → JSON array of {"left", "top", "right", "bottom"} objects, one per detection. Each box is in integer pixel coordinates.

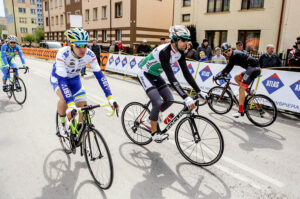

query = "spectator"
[
  {"left": 0, "top": 38, "right": 4, "bottom": 49},
  {"left": 160, "top": 37, "right": 166, "bottom": 44},
  {"left": 211, "top": 47, "right": 227, "bottom": 64},
  {"left": 288, "top": 40, "right": 300, "bottom": 66},
  {"left": 236, "top": 41, "right": 248, "bottom": 54},
  {"left": 259, "top": 44, "right": 282, "bottom": 68},
  {"left": 137, "top": 39, "right": 151, "bottom": 54},
  {"left": 196, "top": 38, "right": 213, "bottom": 61},
  {"left": 117, "top": 41, "right": 124, "bottom": 53},
  {"left": 109, "top": 40, "right": 119, "bottom": 53},
  {"left": 198, "top": 51, "right": 208, "bottom": 62},
  {"left": 184, "top": 42, "right": 197, "bottom": 61}
]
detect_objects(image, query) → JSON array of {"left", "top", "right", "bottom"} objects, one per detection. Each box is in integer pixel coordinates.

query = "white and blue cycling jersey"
[
  {"left": 50, "top": 46, "right": 112, "bottom": 106},
  {"left": 1, "top": 43, "right": 26, "bottom": 80}
]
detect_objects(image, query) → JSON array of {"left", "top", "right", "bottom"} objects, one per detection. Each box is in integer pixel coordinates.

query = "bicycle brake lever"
[{"left": 113, "top": 102, "right": 119, "bottom": 117}]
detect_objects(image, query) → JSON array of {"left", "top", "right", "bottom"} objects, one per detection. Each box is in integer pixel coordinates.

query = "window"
[
  {"left": 93, "top": 30, "right": 98, "bottom": 40},
  {"left": 241, "top": 0, "right": 264, "bottom": 9},
  {"left": 31, "top": 9, "right": 36, "bottom": 14},
  {"left": 30, "top": 0, "right": 35, "bottom": 4},
  {"left": 45, "top": 1, "right": 48, "bottom": 11},
  {"left": 56, "top": 16, "right": 58, "bottom": 25},
  {"left": 18, "top": 0, "right": 25, "bottom": 3},
  {"left": 102, "top": 30, "right": 107, "bottom": 42},
  {"left": 238, "top": 30, "right": 261, "bottom": 52},
  {"left": 85, "top": 9, "right": 90, "bottom": 21},
  {"left": 55, "top": 0, "right": 57, "bottom": 7},
  {"left": 116, "top": 29, "right": 122, "bottom": 41},
  {"left": 50, "top": 0, "right": 52, "bottom": 9},
  {"left": 183, "top": 0, "right": 191, "bottom": 6},
  {"left": 205, "top": 30, "right": 227, "bottom": 49},
  {"left": 115, "top": 2, "right": 122, "bottom": 18},
  {"left": 60, "top": 14, "right": 64, "bottom": 25},
  {"left": 18, "top": 8, "right": 26, "bottom": 13},
  {"left": 32, "top": 28, "right": 36, "bottom": 33},
  {"left": 66, "top": 0, "right": 70, "bottom": 5},
  {"left": 59, "top": 0, "right": 62, "bottom": 7},
  {"left": 182, "top": 14, "right": 190, "bottom": 22},
  {"left": 31, "top": 18, "right": 36, "bottom": 24},
  {"left": 75, "top": 0, "right": 80, "bottom": 2},
  {"left": 46, "top": 17, "right": 49, "bottom": 26},
  {"left": 20, "top": 27, "right": 28, "bottom": 33},
  {"left": 51, "top": 16, "right": 54, "bottom": 26},
  {"left": 207, "top": 0, "right": 229, "bottom": 12},
  {"left": 19, "top": 18, "right": 27, "bottom": 23},
  {"left": 102, "top": 6, "right": 107, "bottom": 19},
  {"left": 93, "top": 8, "right": 98, "bottom": 20}
]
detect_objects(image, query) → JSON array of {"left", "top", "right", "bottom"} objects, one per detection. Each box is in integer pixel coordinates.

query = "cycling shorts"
[
  {"left": 50, "top": 74, "right": 87, "bottom": 103},
  {"left": 137, "top": 70, "right": 168, "bottom": 93},
  {"left": 1, "top": 60, "right": 19, "bottom": 80},
  {"left": 239, "top": 67, "right": 261, "bottom": 87}
]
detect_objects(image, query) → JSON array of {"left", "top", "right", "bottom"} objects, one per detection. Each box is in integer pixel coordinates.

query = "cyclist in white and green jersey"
[{"left": 138, "top": 25, "right": 206, "bottom": 142}]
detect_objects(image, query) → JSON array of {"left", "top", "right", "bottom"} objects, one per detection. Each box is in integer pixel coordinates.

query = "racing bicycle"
[{"left": 121, "top": 95, "right": 224, "bottom": 166}]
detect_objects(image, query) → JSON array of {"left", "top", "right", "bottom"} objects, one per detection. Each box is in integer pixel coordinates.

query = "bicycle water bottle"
[{"left": 164, "top": 113, "right": 175, "bottom": 124}]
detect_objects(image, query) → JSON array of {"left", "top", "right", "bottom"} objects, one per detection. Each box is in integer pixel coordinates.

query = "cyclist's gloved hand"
[
  {"left": 108, "top": 97, "right": 120, "bottom": 116},
  {"left": 198, "top": 91, "right": 208, "bottom": 100},
  {"left": 66, "top": 104, "right": 77, "bottom": 120},
  {"left": 184, "top": 96, "right": 196, "bottom": 110}
]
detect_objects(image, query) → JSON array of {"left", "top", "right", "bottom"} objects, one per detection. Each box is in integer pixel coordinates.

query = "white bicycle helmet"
[
  {"left": 7, "top": 35, "right": 18, "bottom": 42},
  {"left": 169, "top": 25, "right": 190, "bottom": 40},
  {"left": 65, "top": 28, "right": 90, "bottom": 44}
]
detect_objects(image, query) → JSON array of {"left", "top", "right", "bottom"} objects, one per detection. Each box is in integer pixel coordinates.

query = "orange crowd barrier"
[{"left": 21, "top": 47, "right": 58, "bottom": 60}]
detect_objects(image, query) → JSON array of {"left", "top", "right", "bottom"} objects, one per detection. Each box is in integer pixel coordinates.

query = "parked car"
[{"left": 39, "top": 40, "right": 62, "bottom": 49}]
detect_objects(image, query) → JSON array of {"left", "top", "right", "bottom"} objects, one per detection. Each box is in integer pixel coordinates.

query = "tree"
[
  {"left": 186, "top": 25, "right": 199, "bottom": 49},
  {"left": 23, "top": 34, "right": 35, "bottom": 46},
  {"left": 35, "top": 26, "right": 44, "bottom": 43}
]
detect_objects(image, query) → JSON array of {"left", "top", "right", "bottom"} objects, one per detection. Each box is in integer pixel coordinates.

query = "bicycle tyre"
[
  {"left": 12, "top": 77, "right": 27, "bottom": 105},
  {"left": 84, "top": 128, "right": 113, "bottom": 189},
  {"left": 56, "top": 112, "right": 72, "bottom": 154},
  {"left": 175, "top": 115, "right": 224, "bottom": 166},
  {"left": 6, "top": 83, "right": 13, "bottom": 99},
  {"left": 121, "top": 102, "right": 152, "bottom": 145},
  {"left": 207, "top": 86, "right": 233, "bottom": 114},
  {"left": 245, "top": 94, "right": 277, "bottom": 127}
]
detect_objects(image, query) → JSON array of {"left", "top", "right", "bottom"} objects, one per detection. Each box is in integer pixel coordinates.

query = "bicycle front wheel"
[
  {"left": 12, "top": 77, "right": 27, "bottom": 105},
  {"left": 245, "top": 94, "right": 277, "bottom": 127},
  {"left": 121, "top": 102, "right": 152, "bottom": 145},
  {"left": 207, "top": 86, "right": 233, "bottom": 114},
  {"left": 175, "top": 115, "right": 224, "bottom": 166},
  {"left": 56, "top": 112, "right": 73, "bottom": 154},
  {"left": 84, "top": 128, "right": 113, "bottom": 189}
]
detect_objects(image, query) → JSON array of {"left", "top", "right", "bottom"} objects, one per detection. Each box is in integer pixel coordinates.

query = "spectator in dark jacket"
[
  {"left": 91, "top": 39, "right": 101, "bottom": 65},
  {"left": 236, "top": 41, "right": 248, "bottom": 54},
  {"left": 109, "top": 40, "right": 119, "bottom": 53},
  {"left": 288, "top": 40, "right": 300, "bottom": 66},
  {"left": 259, "top": 44, "right": 282, "bottom": 68},
  {"left": 137, "top": 40, "right": 151, "bottom": 54},
  {"left": 196, "top": 38, "right": 213, "bottom": 61},
  {"left": 160, "top": 37, "right": 166, "bottom": 45},
  {"left": 184, "top": 42, "right": 197, "bottom": 61}
]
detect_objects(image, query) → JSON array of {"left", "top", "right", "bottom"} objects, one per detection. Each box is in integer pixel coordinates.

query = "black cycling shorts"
[
  {"left": 137, "top": 71, "right": 168, "bottom": 93},
  {"left": 239, "top": 67, "right": 261, "bottom": 87}
]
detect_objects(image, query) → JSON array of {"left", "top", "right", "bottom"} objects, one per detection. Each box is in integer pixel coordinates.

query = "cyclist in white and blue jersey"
[{"left": 50, "top": 28, "right": 119, "bottom": 137}]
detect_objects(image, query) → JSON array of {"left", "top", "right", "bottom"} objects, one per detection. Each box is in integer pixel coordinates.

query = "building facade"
[
  {"left": 4, "top": 0, "right": 42, "bottom": 41},
  {"left": 36, "top": 0, "right": 43, "bottom": 26},
  {"left": 43, "top": 0, "right": 174, "bottom": 47},
  {"left": 174, "top": 0, "right": 300, "bottom": 54}
]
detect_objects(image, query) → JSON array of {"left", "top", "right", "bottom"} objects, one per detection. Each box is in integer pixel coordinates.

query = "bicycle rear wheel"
[
  {"left": 175, "top": 115, "right": 224, "bottom": 166},
  {"left": 12, "top": 77, "right": 27, "bottom": 105},
  {"left": 56, "top": 112, "right": 72, "bottom": 154},
  {"left": 207, "top": 86, "right": 233, "bottom": 114},
  {"left": 84, "top": 128, "right": 113, "bottom": 189},
  {"left": 6, "top": 83, "right": 13, "bottom": 99},
  {"left": 121, "top": 102, "right": 152, "bottom": 145},
  {"left": 245, "top": 94, "right": 277, "bottom": 127}
]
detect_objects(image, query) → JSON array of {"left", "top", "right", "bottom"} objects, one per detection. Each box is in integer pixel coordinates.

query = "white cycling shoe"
[
  {"left": 152, "top": 132, "right": 169, "bottom": 143},
  {"left": 233, "top": 112, "right": 244, "bottom": 118},
  {"left": 57, "top": 123, "right": 68, "bottom": 137}
]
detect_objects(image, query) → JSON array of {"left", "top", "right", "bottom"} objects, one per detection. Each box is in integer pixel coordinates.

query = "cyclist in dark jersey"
[
  {"left": 218, "top": 43, "right": 261, "bottom": 118},
  {"left": 138, "top": 25, "right": 206, "bottom": 142}
]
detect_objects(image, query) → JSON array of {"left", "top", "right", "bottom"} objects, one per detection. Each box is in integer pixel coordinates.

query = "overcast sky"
[{"left": 0, "top": 0, "right": 5, "bottom": 17}]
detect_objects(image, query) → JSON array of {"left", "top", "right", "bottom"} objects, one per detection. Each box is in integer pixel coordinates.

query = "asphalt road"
[{"left": 0, "top": 57, "right": 299, "bottom": 199}]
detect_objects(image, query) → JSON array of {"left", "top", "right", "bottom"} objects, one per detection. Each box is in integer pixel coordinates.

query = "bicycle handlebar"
[
  {"left": 73, "top": 103, "right": 116, "bottom": 117},
  {"left": 213, "top": 76, "right": 230, "bottom": 86},
  {"left": 6, "top": 67, "right": 29, "bottom": 75}
]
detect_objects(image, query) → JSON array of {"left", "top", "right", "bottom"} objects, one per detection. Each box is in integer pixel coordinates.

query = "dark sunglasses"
[
  {"left": 74, "top": 44, "right": 88, "bottom": 48},
  {"left": 179, "top": 38, "right": 189, "bottom": 42},
  {"left": 10, "top": 42, "right": 16, "bottom": 44},
  {"left": 224, "top": 49, "right": 231, "bottom": 54}
]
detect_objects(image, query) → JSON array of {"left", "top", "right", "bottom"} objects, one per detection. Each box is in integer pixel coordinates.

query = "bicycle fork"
[{"left": 187, "top": 116, "right": 201, "bottom": 143}]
